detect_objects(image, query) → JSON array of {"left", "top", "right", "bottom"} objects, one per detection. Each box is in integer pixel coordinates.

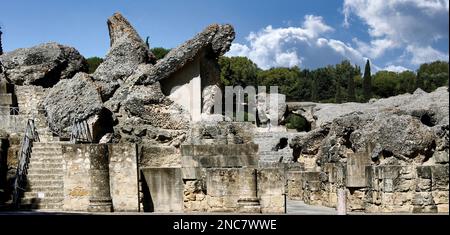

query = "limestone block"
[
  {"left": 394, "top": 178, "right": 415, "bottom": 192},
  {"left": 181, "top": 144, "right": 259, "bottom": 168},
  {"left": 141, "top": 167, "right": 184, "bottom": 212},
  {"left": 416, "top": 166, "right": 432, "bottom": 179},
  {"left": 416, "top": 178, "right": 432, "bottom": 192},
  {"left": 206, "top": 168, "right": 240, "bottom": 197},
  {"left": 437, "top": 204, "right": 449, "bottom": 213},
  {"left": 432, "top": 191, "right": 449, "bottom": 205},
  {"left": 257, "top": 168, "right": 285, "bottom": 196},
  {"left": 62, "top": 145, "right": 92, "bottom": 211},
  {"left": 383, "top": 179, "right": 395, "bottom": 193},
  {"left": 412, "top": 192, "right": 435, "bottom": 206},
  {"left": 434, "top": 151, "right": 449, "bottom": 164},
  {"left": 346, "top": 152, "right": 370, "bottom": 187},
  {"left": 206, "top": 195, "right": 223, "bottom": 209},
  {"left": 181, "top": 167, "right": 202, "bottom": 180},
  {"left": 381, "top": 193, "right": 395, "bottom": 205},
  {"left": 392, "top": 192, "right": 413, "bottom": 205},
  {"left": 431, "top": 165, "right": 449, "bottom": 191},
  {"left": 140, "top": 146, "right": 180, "bottom": 168},
  {"left": 108, "top": 144, "right": 138, "bottom": 212}
]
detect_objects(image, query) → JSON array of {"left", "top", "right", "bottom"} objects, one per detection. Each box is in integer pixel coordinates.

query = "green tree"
[
  {"left": 310, "top": 77, "right": 318, "bottom": 102},
  {"left": 335, "top": 77, "right": 343, "bottom": 103},
  {"left": 150, "top": 47, "right": 170, "bottom": 60},
  {"left": 257, "top": 66, "right": 305, "bottom": 100},
  {"left": 336, "top": 60, "right": 359, "bottom": 102},
  {"left": 311, "top": 66, "right": 336, "bottom": 102},
  {"left": 363, "top": 59, "right": 372, "bottom": 101},
  {"left": 397, "top": 70, "right": 416, "bottom": 94},
  {"left": 372, "top": 71, "right": 398, "bottom": 98},
  {"left": 86, "top": 57, "right": 104, "bottom": 74},
  {"left": 417, "top": 61, "right": 449, "bottom": 92},
  {"left": 219, "top": 56, "right": 259, "bottom": 87}
]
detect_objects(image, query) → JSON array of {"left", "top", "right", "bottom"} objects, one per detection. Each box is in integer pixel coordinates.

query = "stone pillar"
[
  {"left": 336, "top": 164, "right": 347, "bottom": 215},
  {"left": 238, "top": 168, "right": 261, "bottom": 213},
  {"left": 337, "top": 188, "right": 347, "bottom": 215},
  {"left": 88, "top": 144, "right": 113, "bottom": 212}
]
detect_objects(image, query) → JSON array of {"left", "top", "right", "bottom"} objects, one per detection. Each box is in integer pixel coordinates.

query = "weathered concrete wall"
[
  {"left": 160, "top": 56, "right": 202, "bottom": 122},
  {"left": 108, "top": 144, "right": 139, "bottom": 212},
  {"left": 0, "top": 115, "right": 27, "bottom": 133},
  {"left": 257, "top": 168, "right": 285, "bottom": 213},
  {"left": 141, "top": 167, "right": 184, "bottom": 212},
  {"left": 61, "top": 143, "right": 138, "bottom": 212},
  {"left": 346, "top": 152, "right": 371, "bottom": 187},
  {"left": 62, "top": 144, "right": 91, "bottom": 211}
]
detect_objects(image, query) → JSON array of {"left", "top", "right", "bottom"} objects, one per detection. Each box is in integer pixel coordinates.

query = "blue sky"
[{"left": 1, "top": 0, "right": 448, "bottom": 72}]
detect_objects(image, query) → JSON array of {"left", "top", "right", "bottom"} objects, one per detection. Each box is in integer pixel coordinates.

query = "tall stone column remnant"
[{"left": 88, "top": 144, "right": 113, "bottom": 212}]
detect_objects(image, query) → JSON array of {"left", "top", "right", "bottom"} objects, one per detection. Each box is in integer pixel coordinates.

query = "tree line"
[
  {"left": 219, "top": 57, "right": 449, "bottom": 103},
  {"left": 86, "top": 47, "right": 448, "bottom": 103}
]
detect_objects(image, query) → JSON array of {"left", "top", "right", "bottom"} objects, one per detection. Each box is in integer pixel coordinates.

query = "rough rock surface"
[
  {"left": 103, "top": 19, "right": 235, "bottom": 145},
  {"left": 290, "top": 87, "right": 449, "bottom": 167},
  {"left": 92, "top": 13, "right": 155, "bottom": 101},
  {"left": 136, "top": 24, "right": 235, "bottom": 85},
  {"left": 43, "top": 72, "right": 104, "bottom": 135},
  {"left": 288, "top": 87, "right": 449, "bottom": 128},
  {"left": 0, "top": 42, "right": 87, "bottom": 86}
]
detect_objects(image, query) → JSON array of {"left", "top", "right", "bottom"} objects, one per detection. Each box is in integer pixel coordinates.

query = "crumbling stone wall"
[
  {"left": 61, "top": 143, "right": 138, "bottom": 211},
  {"left": 15, "top": 85, "right": 46, "bottom": 116},
  {"left": 288, "top": 88, "right": 449, "bottom": 213}
]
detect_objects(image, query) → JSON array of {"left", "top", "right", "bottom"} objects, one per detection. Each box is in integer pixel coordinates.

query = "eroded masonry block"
[
  {"left": 287, "top": 171, "right": 303, "bottom": 200},
  {"left": 205, "top": 168, "right": 261, "bottom": 213},
  {"left": 108, "top": 144, "right": 139, "bottom": 212},
  {"left": 181, "top": 144, "right": 258, "bottom": 169},
  {"left": 141, "top": 167, "right": 184, "bottom": 212},
  {"left": 258, "top": 168, "right": 285, "bottom": 213},
  {"left": 346, "top": 152, "right": 371, "bottom": 187}
]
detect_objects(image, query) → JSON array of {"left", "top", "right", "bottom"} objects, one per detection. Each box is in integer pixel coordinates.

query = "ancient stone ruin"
[{"left": 0, "top": 12, "right": 448, "bottom": 214}]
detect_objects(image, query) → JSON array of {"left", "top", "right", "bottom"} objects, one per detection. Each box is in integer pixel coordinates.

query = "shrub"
[{"left": 285, "top": 114, "right": 310, "bottom": 132}]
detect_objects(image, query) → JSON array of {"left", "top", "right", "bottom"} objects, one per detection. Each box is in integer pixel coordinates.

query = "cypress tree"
[
  {"left": 363, "top": 59, "right": 372, "bottom": 101},
  {"left": 0, "top": 27, "right": 3, "bottom": 55},
  {"left": 145, "top": 36, "right": 150, "bottom": 49}
]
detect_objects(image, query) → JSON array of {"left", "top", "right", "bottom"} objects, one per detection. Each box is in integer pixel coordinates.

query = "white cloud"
[
  {"left": 227, "top": 15, "right": 369, "bottom": 70},
  {"left": 406, "top": 45, "right": 449, "bottom": 65},
  {"left": 353, "top": 38, "right": 397, "bottom": 59},
  {"left": 343, "top": 0, "right": 449, "bottom": 64},
  {"left": 383, "top": 65, "right": 410, "bottom": 73}
]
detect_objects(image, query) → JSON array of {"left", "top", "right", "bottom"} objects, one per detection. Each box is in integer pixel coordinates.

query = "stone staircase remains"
[
  {"left": 253, "top": 130, "right": 295, "bottom": 167},
  {"left": 21, "top": 142, "right": 66, "bottom": 210}
]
